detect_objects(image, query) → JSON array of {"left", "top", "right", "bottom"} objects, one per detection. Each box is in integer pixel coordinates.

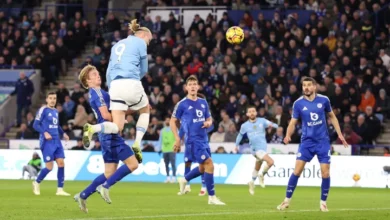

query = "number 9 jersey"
[{"left": 106, "top": 35, "right": 149, "bottom": 111}]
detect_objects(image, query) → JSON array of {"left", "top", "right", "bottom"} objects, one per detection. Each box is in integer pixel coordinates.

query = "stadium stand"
[{"left": 1, "top": 0, "right": 390, "bottom": 156}]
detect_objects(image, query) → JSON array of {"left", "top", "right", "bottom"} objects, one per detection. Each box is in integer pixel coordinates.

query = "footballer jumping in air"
[
  {"left": 236, "top": 106, "right": 278, "bottom": 195},
  {"left": 170, "top": 75, "right": 225, "bottom": 205},
  {"left": 32, "top": 92, "right": 70, "bottom": 196},
  {"left": 277, "top": 77, "right": 348, "bottom": 212},
  {"left": 82, "top": 19, "right": 152, "bottom": 163},
  {"left": 74, "top": 65, "right": 139, "bottom": 212}
]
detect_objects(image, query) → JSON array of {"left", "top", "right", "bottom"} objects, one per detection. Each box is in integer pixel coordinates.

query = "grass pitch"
[{"left": 0, "top": 180, "right": 389, "bottom": 220}]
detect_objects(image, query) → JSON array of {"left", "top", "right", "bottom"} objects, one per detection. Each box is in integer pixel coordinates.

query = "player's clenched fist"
[
  {"left": 283, "top": 136, "right": 291, "bottom": 145},
  {"left": 44, "top": 132, "right": 52, "bottom": 140}
]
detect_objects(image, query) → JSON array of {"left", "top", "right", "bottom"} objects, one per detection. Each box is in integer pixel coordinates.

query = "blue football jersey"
[
  {"left": 89, "top": 87, "right": 125, "bottom": 146},
  {"left": 106, "top": 35, "right": 148, "bottom": 87},
  {"left": 173, "top": 97, "right": 211, "bottom": 143},
  {"left": 238, "top": 118, "right": 278, "bottom": 151},
  {"left": 33, "top": 107, "right": 63, "bottom": 139},
  {"left": 292, "top": 94, "right": 332, "bottom": 143}
]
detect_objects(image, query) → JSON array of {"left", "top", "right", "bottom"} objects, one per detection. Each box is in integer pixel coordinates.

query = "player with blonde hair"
[
  {"left": 82, "top": 19, "right": 152, "bottom": 164},
  {"left": 74, "top": 65, "right": 139, "bottom": 212}
]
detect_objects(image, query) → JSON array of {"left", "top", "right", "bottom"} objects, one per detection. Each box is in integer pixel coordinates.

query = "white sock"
[
  {"left": 135, "top": 113, "right": 150, "bottom": 146},
  {"left": 92, "top": 122, "right": 119, "bottom": 134},
  {"left": 252, "top": 169, "right": 258, "bottom": 181},
  {"left": 262, "top": 164, "right": 270, "bottom": 176}
]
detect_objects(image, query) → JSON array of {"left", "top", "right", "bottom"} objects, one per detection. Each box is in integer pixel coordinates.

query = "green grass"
[{"left": 0, "top": 180, "right": 389, "bottom": 220}]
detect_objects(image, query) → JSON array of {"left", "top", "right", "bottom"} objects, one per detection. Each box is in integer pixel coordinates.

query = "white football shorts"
[
  {"left": 109, "top": 79, "right": 148, "bottom": 111},
  {"left": 253, "top": 150, "right": 267, "bottom": 161}
]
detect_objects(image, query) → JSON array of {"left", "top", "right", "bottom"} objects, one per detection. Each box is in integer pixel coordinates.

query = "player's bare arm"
[
  {"left": 284, "top": 118, "right": 298, "bottom": 144},
  {"left": 170, "top": 117, "right": 181, "bottom": 152},
  {"left": 63, "top": 133, "right": 69, "bottom": 141},
  {"left": 327, "top": 111, "right": 348, "bottom": 148}
]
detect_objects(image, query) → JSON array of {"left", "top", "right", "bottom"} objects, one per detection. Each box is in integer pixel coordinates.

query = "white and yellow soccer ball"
[{"left": 226, "top": 26, "right": 244, "bottom": 45}]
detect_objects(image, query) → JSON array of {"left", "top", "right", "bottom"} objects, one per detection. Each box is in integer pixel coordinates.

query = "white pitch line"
[{"left": 60, "top": 207, "right": 390, "bottom": 220}]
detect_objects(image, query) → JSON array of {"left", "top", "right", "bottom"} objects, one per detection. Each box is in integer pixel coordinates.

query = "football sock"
[
  {"left": 201, "top": 173, "right": 206, "bottom": 188},
  {"left": 252, "top": 169, "right": 258, "bottom": 181},
  {"left": 57, "top": 167, "right": 64, "bottom": 188},
  {"left": 286, "top": 174, "right": 300, "bottom": 199},
  {"left": 103, "top": 165, "right": 131, "bottom": 189},
  {"left": 204, "top": 172, "right": 215, "bottom": 196},
  {"left": 92, "top": 122, "right": 119, "bottom": 134},
  {"left": 36, "top": 167, "right": 51, "bottom": 183},
  {"left": 184, "top": 167, "right": 202, "bottom": 182},
  {"left": 185, "top": 166, "right": 191, "bottom": 185},
  {"left": 262, "top": 164, "right": 270, "bottom": 176},
  {"left": 135, "top": 113, "right": 149, "bottom": 146},
  {"left": 321, "top": 177, "right": 330, "bottom": 201},
  {"left": 80, "top": 174, "right": 107, "bottom": 200}
]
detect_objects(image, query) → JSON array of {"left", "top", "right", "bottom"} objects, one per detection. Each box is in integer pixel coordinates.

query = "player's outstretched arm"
[
  {"left": 284, "top": 118, "right": 298, "bottom": 144},
  {"left": 328, "top": 111, "right": 349, "bottom": 148}
]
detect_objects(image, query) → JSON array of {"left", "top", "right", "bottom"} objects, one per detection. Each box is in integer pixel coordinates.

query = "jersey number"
[{"left": 114, "top": 43, "right": 126, "bottom": 62}]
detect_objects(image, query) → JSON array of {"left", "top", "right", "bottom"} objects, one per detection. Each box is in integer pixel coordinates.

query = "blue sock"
[
  {"left": 321, "top": 177, "right": 330, "bottom": 201},
  {"left": 103, "top": 165, "right": 131, "bottom": 189},
  {"left": 185, "top": 166, "right": 191, "bottom": 185},
  {"left": 57, "top": 167, "right": 64, "bottom": 188},
  {"left": 80, "top": 174, "right": 107, "bottom": 200},
  {"left": 201, "top": 173, "right": 206, "bottom": 188},
  {"left": 184, "top": 167, "right": 202, "bottom": 182},
  {"left": 36, "top": 168, "right": 51, "bottom": 183},
  {"left": 286, "top": 174, "right": 300, "bottom": 199},
  {"left": 204, "top": 172, "right": 215, "bottom": 196}
]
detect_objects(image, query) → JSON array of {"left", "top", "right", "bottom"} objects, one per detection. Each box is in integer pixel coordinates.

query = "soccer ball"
[
  {"left": 353, "top": 174, "right": 361, "bottom": 182},
  {"left": 226, "top": 26, "right": 244, "bottom": 44}
]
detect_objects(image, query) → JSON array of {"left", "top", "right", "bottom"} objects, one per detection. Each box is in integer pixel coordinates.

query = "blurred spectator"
[
  {"left": 359, "top": 89, "right": 376, "bottom": 112},
  {"left": 219, "top": 110, "right": 234, "bottom": 131},
  {"left": 16, "top": 123, "right": 34, "bottom": 140},
  {"left": 142, "top": 143, "right": 155, "bottom": 152},
  {"left": 56, "top": 83, "right": 69, "bottom": 105},
  {"left": 376, "top": 89, "right": 390, "bottom": 119},
  {"left": 62, "top": 124, "right": 75, "bottom": 140},
  {"left": 21, "top": 152, "right": 41, "bottom": 180},
  {"left": 215, "top": 146, "right": 227, "bottom": 154},
  {"left": 353, "top": 114, "right": 369, "bottom": 144},
  {"left": 71, "top": 139, "right": 85, "bottom": 150},
  {"left": 159, "top": 117, "right": 177, "bottom": 183},
  {"left": 270, "top": 127, "right": 284, "bottom": 144},
  {"left": 11, "top": 71, "right": 34, "bottom": 126},
  {"left": 224, "top": 124, "right": 238, "bottom": 142},
  {"left": 210, "top": 126, "right": 226, "bottom": 142},
  {"left": 384, "top": 147, "right": 390, "bottom": 157},
  {"left": 337, "top": 124, "right": 362, "bottom": 145},
  {"left": 63, "top": 95, "right": 75, "bottom": 119},
  {"left": 91, "top": 139, "right": 101, "bottom": 151},
  {"left": 72, "top": 105, "right": 88, "bottom": 129}
]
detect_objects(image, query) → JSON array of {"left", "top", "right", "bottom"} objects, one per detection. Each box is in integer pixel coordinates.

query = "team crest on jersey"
[
  {"left": 46, "top": 156, "right": 50, "bottom": 161},
  {"left": 297, "top": 152, "right": 302, "bottom": 158},
  {"left": 48, "top": 113, "right": 52, "bottom": 116},
  {"left": 201, "top": 104, "right": 205, "bottom": 108},
  {"left": 196, "top": 109, "right": 203, "bottom": 117},
  {"left": 317, "top": 103, "right": 322, "bottom": 108},
  {"left": 253, "top": 125, "right": 257, "bottom": 130},
  {"left": 53, "top": 118, "right": 57, "bottom": 125}
]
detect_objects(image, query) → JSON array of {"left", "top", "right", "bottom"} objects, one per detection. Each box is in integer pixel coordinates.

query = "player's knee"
[
  {"left": 268, "top": 159, "right": 274, "bottom": 167},
  {"left": 321, "top": 170, "right": 330, "bottom": 178}
]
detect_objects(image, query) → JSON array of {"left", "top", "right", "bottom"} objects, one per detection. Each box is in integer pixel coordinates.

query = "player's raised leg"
[
  {"left": 277, "top": 159, "right": 306, "bottom": 210},
  {"left": 258, "top": 154, "right": 274, "bottom": 188},
  {"left": 82, "top": 122, "right": 119, "bottom": 147},
  {"left": 100, "top": 146, "right": 139, "bottom": 204}
]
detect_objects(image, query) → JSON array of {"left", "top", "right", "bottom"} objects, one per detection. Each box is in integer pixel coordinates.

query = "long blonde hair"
[
  {"left": 78, "top": 64, "right": 97, "bottom": 89},
  {"left": 129, "top": 19, "right": 151, "bottom": 35}
]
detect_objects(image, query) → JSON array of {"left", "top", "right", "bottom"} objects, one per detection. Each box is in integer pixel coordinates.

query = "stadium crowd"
[{"left": 2, "top": 0, "right": 390, "bottom": 152}]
